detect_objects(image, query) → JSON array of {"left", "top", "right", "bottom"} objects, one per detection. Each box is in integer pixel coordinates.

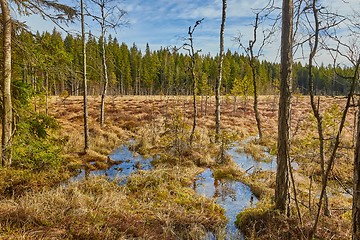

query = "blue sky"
[{"left": 18, "top": 0, "right": 360, "bottom": 64}]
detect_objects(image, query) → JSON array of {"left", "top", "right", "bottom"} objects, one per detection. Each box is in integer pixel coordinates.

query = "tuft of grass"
[
  {"left": 0, "top": 168, "right": 73, "bottom": 197},
  {"left": 235, "top": 202, "right": 274, "bottom": 232},
  {"left": 243, "top": 142, "right": 267, "bottom": 162},
  {"left": 213, "top": 163, "right": 243, "bottom": 180}
]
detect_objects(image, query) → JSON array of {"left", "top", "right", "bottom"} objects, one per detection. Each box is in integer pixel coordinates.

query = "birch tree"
[
  {"left": 87, "top": 0, "right": 126, "bottom": 128},
  {"left": 81, "top": 0, "right": 89, "bottom": 151},
  {"left": 215, "top": 0, "right": 227, "bottom": 143}
]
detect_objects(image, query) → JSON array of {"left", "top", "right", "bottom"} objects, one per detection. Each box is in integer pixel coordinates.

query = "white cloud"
[{"left": 16, "top": 0, "right": 359, "bottom": 64}]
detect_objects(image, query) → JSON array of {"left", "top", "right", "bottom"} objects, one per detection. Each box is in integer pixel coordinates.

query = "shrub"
[{"left": 12, "top": 113, "right": 63, "bottom": 171}]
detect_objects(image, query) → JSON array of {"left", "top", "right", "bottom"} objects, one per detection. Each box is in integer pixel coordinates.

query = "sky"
[{"left": 17, "top": 0, "right": 360, "bottom": 64}]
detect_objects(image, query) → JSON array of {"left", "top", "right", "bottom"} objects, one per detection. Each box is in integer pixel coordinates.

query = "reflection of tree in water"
[{"left": 214, "top": 179, "right": 237, "bottom": 202}]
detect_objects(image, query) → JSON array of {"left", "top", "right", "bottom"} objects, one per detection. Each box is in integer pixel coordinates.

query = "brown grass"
[
  {"left": 0, "top": 95, "right": 356, "bottom": 239},
  {"left": 0, "top": 168, "right": 226, "bottom": 239}
]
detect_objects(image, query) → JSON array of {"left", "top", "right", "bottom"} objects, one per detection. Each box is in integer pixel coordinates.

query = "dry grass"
[
  {"left": 0, "top": 168, "right": 226, "bottom": 239},
  {"left": 0, "top": 95, "right": 356, "bottom": 239}
]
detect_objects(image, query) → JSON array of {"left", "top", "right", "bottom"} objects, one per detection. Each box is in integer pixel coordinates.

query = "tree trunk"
[
  {"left": 81, "top": 0, "right": 89, "bottom": 151},
  {"left": 307, "top": 0, "right": 330, "bottom": 218},
  {"left": 353, "top": 97, "right": 360, "bottom": 240},
  {"left": 250, "top": 58, "right": 262, "bottom": 139},
  {"left": 45, "top": 72, "right": 49, "bottom": 115},
  {"left": 275, "top": 0, "right": 293, "bottom": 213},
  {"left": 100, "top": 1, "right": 109, "bottom": 128},
  {"left": 188, "top": 20, "right": 204, "bottom": 146},
  {"left": 1, "top": 0, "right": 13, "bottom": 167},
  {"left": 189, "top": 56, "right": 197, "bottom": 145},
  {"left": 215, "top": 0, "right": 227, "bottom": 143}
]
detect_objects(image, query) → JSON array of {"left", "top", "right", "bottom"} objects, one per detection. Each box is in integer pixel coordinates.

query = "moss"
[
  {"left": 236, "top": 202, "right": 273, "bottom": 227},
  {"left": 0, "top": 167, "right": 72, "bottom": 197},
  {"left": 213, "top": 165, "right": 242, "bottom": 180}
]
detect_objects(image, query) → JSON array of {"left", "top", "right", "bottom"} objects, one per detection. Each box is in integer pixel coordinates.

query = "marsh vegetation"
[{"left": 0, "top": 95, "right": 355, "bottom": 239}]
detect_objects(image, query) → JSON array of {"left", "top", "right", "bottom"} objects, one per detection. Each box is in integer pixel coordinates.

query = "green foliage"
[
  {"left": 12, "top": 80, "right": 33, "bottom": 109},
  {"left": 12, "top": 113, "right": 62, "bottom": 171}
]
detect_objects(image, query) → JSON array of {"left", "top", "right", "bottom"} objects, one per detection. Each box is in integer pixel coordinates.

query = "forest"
[
  {"left": 15, "top": 29, "right": 354, "bottom": 97},
  {"left": 1, "top": 0, "right": 360, "bottom": 239}
]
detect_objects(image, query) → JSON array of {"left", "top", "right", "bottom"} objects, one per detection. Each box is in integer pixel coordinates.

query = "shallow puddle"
[
  {"left": 193, "top": 168, "right": 258, "bottom": 239},
  {"left": 229, "top": 145, "right": 298, "bottom": 174},
  {"left": 70, "top": 143, "right": 153, "bottom": 184},
  {"left": 70, "top": 139, "right": 282, "bottom": 239}
]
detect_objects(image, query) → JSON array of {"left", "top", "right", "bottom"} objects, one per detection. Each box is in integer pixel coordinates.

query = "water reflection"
[
  {"left": 194, "top": 169, "right": 258, "bottom": 238},
  {"left": 70, "top": 143, "right": 154, "bottom": 184},
  {"left": 228, "top": 145, "right": 298, "bottom": 174}
]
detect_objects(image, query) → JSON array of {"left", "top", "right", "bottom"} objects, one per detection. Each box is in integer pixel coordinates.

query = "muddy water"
[{"left": 70, "top": 144, "right": 153, "bottom": 184}]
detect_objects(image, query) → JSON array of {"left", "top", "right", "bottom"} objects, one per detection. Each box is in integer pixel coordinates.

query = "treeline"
[{"left": 12, "top": 28, "right": 353, "bottom": 97}]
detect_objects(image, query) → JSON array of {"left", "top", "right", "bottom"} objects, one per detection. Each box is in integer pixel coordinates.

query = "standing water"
[
  {"left": 70, "top": 143, "right": 153, "bottom": 184},
  {"left": 228, "top": 145, "right": 298, "bottom": 174},
  {"left": 70, "top": 140, "right": 270, "bottom": 239},
  {"left": 193, "top": 168, "right": 258, "bottom": 239}
]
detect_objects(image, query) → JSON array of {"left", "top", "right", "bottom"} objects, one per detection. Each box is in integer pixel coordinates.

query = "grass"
[
  {"left": 0, "top": 168, "right": 226, "bottom": 239},
  {"left": 0, "top": 95, "right": 356, "bottom": 239}
]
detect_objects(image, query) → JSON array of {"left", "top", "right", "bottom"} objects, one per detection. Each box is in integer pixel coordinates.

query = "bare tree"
[
  {"left": 215, "top": 0, "right": 227, "bottom": 143},
  {"left": 275, "top": 0, "right": 293, "bottom": 213},
  {"left": 293, "top": 0, "right": 359, "bottom": 236},
  {"left": 87, "top": 0, "right": 126, "bottom": 128},
  {"left": 183, "top": 18, "right": 204, "bottom": 146},
  {"left": 236, "top": 1, "right": 278, "bottom": 140},
  {"left": 306, "top": 0, "right": 331, "bottom": 218},
  {"left": 81, "top": 0, "right": 90, "bottom": 151}
]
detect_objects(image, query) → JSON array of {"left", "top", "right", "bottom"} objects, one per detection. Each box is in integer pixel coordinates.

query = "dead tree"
[
  {"left": 87, "top": 0, "right": 126, "bottom": 128},
  {"left": 215, "top": 0, "right": 227, "bottom": 143},
  {"left": 81, "top": 0, "right": 89, "bottom": 151},
  {"left": 236, "top": 0, "right": 278, "bottom": 141},
  {"left": 183, "top": 18, "right": 204, "bottom": 146}
]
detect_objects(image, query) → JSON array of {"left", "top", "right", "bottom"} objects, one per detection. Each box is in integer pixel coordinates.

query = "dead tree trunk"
[
  {"left": 81, "top": 0, "right": 90, "bottom": 151},
  {"left": 249, "top": 13, "right": 262, "bottom": 140},
  {"left": 185, "top": 19, "right": 203, "bottom": 146},
  {"left": 215, "top": 0, "right": 227, "bottom": 143},
  {"left": 99, "top": 2, "right": 108, "bottom": 128}
]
